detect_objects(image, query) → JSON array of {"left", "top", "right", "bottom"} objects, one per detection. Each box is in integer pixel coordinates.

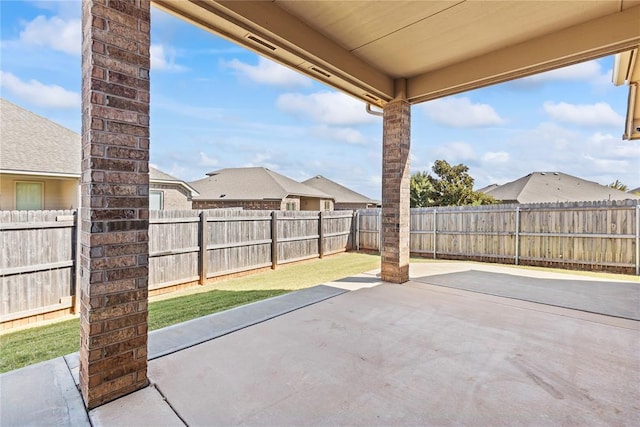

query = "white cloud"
[
  {"left": 586, "top": 132, "right": 640, "bottom": 159},
  {"left": 276, "top": 91, "right": 377, "bottom": 126},
  {"left": 150, "top": 44, "right": 185, "bottom": 72},
  {"left": 0, "top": 71, "right": 80, "bottom": 108},
  {"left": 481, "top": 151, "right": 510, "bottom": 164},
  {"left": 543, "top": 101, "right": 624, "bottom": 127},
  {"left": 430, "top": 142, "right": 476, "bottom": 163},
  {"left": 582, "top": 155, "right": 633, "bottom": 175},
  {"left": 420, "top": 97, "right": 505, "bottom": 128},
  {"left": 18, "top": 15, "right": 81, "bottom": 55},
  {"left": 244, "top": 153, "right": 278, "bottom": 169},
  {"left": 198, "top": 152, "right": 219, "bottom": 167},
  {"left": 225, "top": 57, "right": 311, "bottom": 88},
  {"left": 311, "top": 125, "right": 366, "bottom": 145}
]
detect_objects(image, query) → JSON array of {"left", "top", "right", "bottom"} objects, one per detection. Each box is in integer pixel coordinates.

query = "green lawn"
[{"left": 0, "top": 252, "right": 381, "bottom": 373}]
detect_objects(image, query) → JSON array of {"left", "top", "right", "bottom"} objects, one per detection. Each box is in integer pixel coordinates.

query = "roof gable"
[
  {"left": 487, "top": 172, "right": 639, "bottom": 203},
  {"left": 302, "top": 175, "right": 378, "bottom": 204},
  {"left": 190, "top": 167, "right": 332, "bottom": 201}
]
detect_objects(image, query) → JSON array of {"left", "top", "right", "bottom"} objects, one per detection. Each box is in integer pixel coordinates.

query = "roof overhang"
[
  {"left": 151, "top": 179, "right": 200, "bottom": 197},
  {"left": 153, "top": 1, "right": 640, "bottom": 107},
  {"left": 613, "top": 47, "right": 640, "bottom": 139},
  {"left": 0, "top": 170, "right": 81, "bottom": 179}
]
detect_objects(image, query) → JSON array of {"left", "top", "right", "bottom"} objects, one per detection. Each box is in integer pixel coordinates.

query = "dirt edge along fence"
[
  {"left": 1, "top": 209, "right": 356, "bottom": 328},
  {"left": 357, "top": 199, "right": 640, "bottom": 275}
]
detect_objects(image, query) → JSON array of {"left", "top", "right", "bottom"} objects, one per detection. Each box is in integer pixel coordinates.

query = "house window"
[
  {"left": 323, "top": 200, "right": 331, "bottom": 211},
  {"left": 15, "top": 182, "right": 43, "bottom": 210},
  {"left": 285, "top": 201, "right": 296, "bottom": 211},
  {"left": 150, "top": 190, "right": 164, "bottom": 210}
]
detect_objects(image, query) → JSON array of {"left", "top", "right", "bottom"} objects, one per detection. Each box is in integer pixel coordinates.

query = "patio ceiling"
[{"left": 152, "top": 0, "right": 640, "bottom": 106}]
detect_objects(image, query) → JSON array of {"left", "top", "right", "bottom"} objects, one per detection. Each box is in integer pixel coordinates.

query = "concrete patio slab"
[
  {"left": 2, "top": 285, "right": 347, "bottom": 426},
  {"left": 2, "top": 267, "right": 639, "bottom": 426},
  {"left": 414, "top": 270, "right": 640, "bottom": 320},
  {"left": 0, "top": 357, "right": 89, "bottom": 426},
  {"left": 147, "top": 284, "right": 348, "bottom": 360},
  {"left": 62, "top": 284, "right": 348, "bottom": 386},
  {"left": 148, "top": 282, "right": 640, "bottom": 426},
  {"left": 89, "top": 385, "right": 183, "bottom": 427}
]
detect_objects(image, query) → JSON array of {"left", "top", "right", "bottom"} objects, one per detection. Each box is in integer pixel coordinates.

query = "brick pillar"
[
  {"left": 80, "top": 0, "right": 151, "bottom": 409},
  {"left": 381, "top": 98, "right": 410, "bottom": 283}
]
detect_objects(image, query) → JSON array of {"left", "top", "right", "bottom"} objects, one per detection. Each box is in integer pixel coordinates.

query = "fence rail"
[
  {"left": 1, "top": 209, "right": 355, "bottom": 324},
  {"left": 357, "top": 199, "right": 640, "bottom": 275}
]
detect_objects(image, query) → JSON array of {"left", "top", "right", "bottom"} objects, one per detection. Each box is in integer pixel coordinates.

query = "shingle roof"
[
  {"left": 302, "top": 175, "right": 378, "bottom": 204},
  {"left": 0, "top": 98, "right": 81, "bottom": 176},
  {"left": 190, "top": 167, "right": 333, "bottom": 201},
  {"left": 475, "top": 183, "right": 499, "bottom": 193},
  {"left": 482, "top": 172, "right": 639, "bottom": 203},
  {"left": 0, "top": 98, "right": 196, "bottom": 195}
]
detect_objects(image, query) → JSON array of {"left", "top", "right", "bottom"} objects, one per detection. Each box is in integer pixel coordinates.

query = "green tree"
[
  {"left": 410, "top": 171, "right": 433, "bottom": 207},
  {"left": 608, "top": 180, "right": 628, "bottom": 192},
  {"left": 410, "top": 160, "right": 497, "bottom": 207}
]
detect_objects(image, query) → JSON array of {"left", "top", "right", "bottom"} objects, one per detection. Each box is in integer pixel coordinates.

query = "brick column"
[
  {"left": 80, "top": 0, "right": 151, "bottom": 409},
  {"left": 381, "top": 98, "right": 410, "bottom": 283}
]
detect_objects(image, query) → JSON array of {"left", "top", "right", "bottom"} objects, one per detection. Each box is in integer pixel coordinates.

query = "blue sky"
[{"left": 1, "top": 1, "right": 639, "bottom": 199}]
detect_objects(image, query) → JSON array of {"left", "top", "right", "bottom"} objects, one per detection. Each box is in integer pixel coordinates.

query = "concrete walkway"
[{"left": 1, "top": 263, "right": 639, "bottom": 426}]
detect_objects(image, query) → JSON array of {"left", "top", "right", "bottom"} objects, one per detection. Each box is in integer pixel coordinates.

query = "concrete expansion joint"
[{"left": 153, "top": 383, "right": 188, "bottom": 426}]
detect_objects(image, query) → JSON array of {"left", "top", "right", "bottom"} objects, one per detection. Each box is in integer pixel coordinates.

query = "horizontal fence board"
[{"left": 1, "top": 260, "right": 74, "bottom": 276}]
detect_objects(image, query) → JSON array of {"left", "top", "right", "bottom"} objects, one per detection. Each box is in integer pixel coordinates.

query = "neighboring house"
[
  {"left": 479, "top": 172, "right": 640, "bottom": 204},
  {"left": 302, "top": 175, "right": 379, "bottom": 210},
  {"left": 0, "top": 98, "right": 197, "bottom": 210},
  {"left": 190, "top": 167, "right": 334, "bottom": 211},
  {"left": 628, "top": 187, "right": 640, "bottom": 196},
  {"left": 147, "top": 168, "right": 199, "bottom": 210}
]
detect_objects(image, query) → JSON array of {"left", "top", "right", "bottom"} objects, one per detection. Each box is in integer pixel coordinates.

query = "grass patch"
[
  {"left": 0, "top": 318, "right": 80, "bottom": 374},
  {"left": 0, "top": 289, "right": 286, "bottom": 373},
  {"left": 0, "top": 253, "right": 381, "bottom": 373},
  {"left": 154, "top": 252, "right": 381, "bottom": 298}
]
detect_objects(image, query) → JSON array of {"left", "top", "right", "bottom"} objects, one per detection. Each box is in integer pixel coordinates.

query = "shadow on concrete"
[{"left": 413, "top": 270, "right": 640, "bottom": 320}]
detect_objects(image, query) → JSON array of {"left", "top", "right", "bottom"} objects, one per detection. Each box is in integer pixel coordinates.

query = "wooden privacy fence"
[
  {"left": 357, "top": 199, "right": 640, "bottom": 275},
  {"left": 0, "top": 210, "right": 77, "bottom": 326},
  {"left": 1, "top": 209, "right": 355, "bottom": 325}
]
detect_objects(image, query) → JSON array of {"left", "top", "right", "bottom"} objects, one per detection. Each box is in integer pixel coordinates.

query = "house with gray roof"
[
  {"left": 479, "top": 172, "right": 639, "bottom": 204},
  {"left": 302, "top": 175, "right": 379, "bottom": 210},
  {"left": 190, "top": 167, "right": 334, "bottom": 211},
  {"left": 0, "top": 98, "right": 197, "bottom": 210}
]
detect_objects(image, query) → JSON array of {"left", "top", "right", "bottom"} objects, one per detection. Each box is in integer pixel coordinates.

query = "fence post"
[
  {"left": 73, "top": 209, "right": 81, "bottom": 315},
  {"left": 433, "top": 209, "right": 437, "bottom": 259},
  {"left": 354, "top": 210, "right": 360, "bottom": 251},
  {"left": 636, "top": 204, "right": 640, "bottom": 276},
  {"left": 199, "top": 211, "right": 207, "bottom": 285},
  {"left": 318, "top": 210, "right": 324, "bottom": 258},
  {"left": 378, "top": 209, "right": 382, "bottom": 252},
  {"left": 271, "top": 210, "right": 278, "bottom": 269},
  {"left": 515, "top": 206, "right": 520, "bottom": 266}
]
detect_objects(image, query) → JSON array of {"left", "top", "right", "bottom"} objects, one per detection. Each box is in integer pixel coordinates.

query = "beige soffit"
[
  {"left": 613, "top": 47, "right": 640, "bottom": 139},
  {"left": 152, "top": 0, "right": 640, "bottom": 106}
]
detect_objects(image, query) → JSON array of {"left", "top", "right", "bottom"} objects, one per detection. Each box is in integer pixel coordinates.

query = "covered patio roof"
[
  {"left": 153, "top": 0, "right": 640, "bottom": 105},
  {"left": 74, "top": 0, "right": 640, "bottom": 409}
]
